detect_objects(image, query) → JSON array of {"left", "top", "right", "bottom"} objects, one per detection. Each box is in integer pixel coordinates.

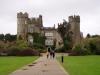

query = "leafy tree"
[
  {"left": 16, "top": 40, "right": 28, "bottom": 49},
  {"left": 11, "top": 35, "right": 17, "bottom": 41},
  {"left": 4, "top": 34, "right": 17, "bottom": 42},
  {"left": 5, "top": 34, "right": 11, "bottom": 41},
  {"left": 33, "top": 33, "right": 45, "bottom": 45},
  {"left": 0, "top": 34, "right": 4, "bottom": 41},
  {"left": 31, "top": 33, "right": 45, "bottom": 49},
  {"left": 74, "top": 36, "right": 100, "bottom": 55},
  {"left": 72, "top": 43, "right": 90, "bottom": 55},
  {"left": 86, "top": 33, "right": 91, "bottom": 38},
  {"left": 58, "top": 24, "right": 66, "bottom": 39},
  {"left": 58, "top": 20, "right": 73, "bottom": 51},
  {"left": 91, "top": 35, "right": 100, "bottom": 38}
]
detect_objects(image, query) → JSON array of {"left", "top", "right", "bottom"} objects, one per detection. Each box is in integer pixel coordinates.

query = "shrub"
[
  {"left": 87, "top": 37, "right": 100, "bottom": 55},
  {"left": 0, "top": 49, "right": 8, "bottom": 56},
  {"left": 33, "top": 43, "right": 45, "bottom": 50},
  {"left": 7, "top": 47, "right": 40, "bottom": 56},
  {"left": 16, "top": 40, "right": 29, "bottom": 50},
  {"left": 7, "top": 46, "right": 20, "bottom": 56},
  {"left": 70, "top": 44, "right": 91, "bottom": 56},
  {"left": 17, "top": 48, "right": 40, "bottom": 56},
  {"left": 38, "top": 49, "right": 46, "bottom": 53}
]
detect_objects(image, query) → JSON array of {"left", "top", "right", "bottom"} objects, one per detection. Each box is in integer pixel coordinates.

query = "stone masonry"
[{"left": 17, "top": 12, "right": 82, "bottom": 49}]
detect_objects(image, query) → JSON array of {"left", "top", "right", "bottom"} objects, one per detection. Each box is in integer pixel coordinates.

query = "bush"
[
  {"left": 86, "top": 37, "right": 100, "bottom": 55},
  {"left": 17, "top": 48, "right": 40, "bottom": 56},
  {"left": 33, "top": 43, "right": 45, "bottom": 50},
  {"left": 7, "top": 46, "right": 20, "bottom": 56},
  {"left": 38, "top": 49, "right": 46, "bottom": 53},
  {"left": 0, "top": 49, "right": 8, "bottom": 56},
  {"left": 0, "top": 40, "right": 40, "bottom": 56},
  {"left": 70, "top": 37, "right": 100, "bottom": 56},
  {"left": 16, "top": 40, "right": 29, "bottom": 50},
  {"left": 70, "top": 44, "right": 91, "bottom": 56},
  {"left": 7, "top": 47, "right": 40, "bottom": 56}
]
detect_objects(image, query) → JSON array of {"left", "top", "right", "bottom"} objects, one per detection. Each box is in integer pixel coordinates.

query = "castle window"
[
  {"left": 28, "top": 35, "right": 33, "bottom": 44},
  {"left": 28, "top": 25, "right": 34, "bottom": 33},
  {"left": 28, "top": 28, "right": 33, "bottom": 33},
  {"left": 45, "top": 39, "right": 54, "bottom": 46},
  {"left": 45, "top": 32, "right": 53, "bottom": 37},
  {"left": 25, "top": 20, "right": 27, "bottom": 24}
]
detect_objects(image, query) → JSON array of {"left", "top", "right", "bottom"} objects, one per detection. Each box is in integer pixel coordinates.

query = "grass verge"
[
  {"left": 57, "top": 55, "right": 100, "bottom": 75},
  {"left": 0, "top": 56, "right": 38, "bottom": 75}
]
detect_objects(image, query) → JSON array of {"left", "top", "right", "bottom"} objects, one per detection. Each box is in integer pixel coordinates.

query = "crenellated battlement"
[
  {"left": 17, "top": 12, "right": 28, "bottom": 18},
  {"left": 69, "top": 15, "right": 80, "bottom": 22},
  {"left": 17, "top": 12, "right": 43, "bottom": 25}
]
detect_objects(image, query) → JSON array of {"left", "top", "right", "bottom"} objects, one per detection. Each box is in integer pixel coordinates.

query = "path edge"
[{"left": 56, "top": 59, "right": 69, "bottom": 75}]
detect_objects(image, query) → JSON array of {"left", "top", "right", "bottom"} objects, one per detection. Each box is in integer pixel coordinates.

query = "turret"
[
  {"left": 68, "top": 16, "right": 73, "bottom": 23},
  {"left": 17, "top": 12, "right": 22, "bottom": 18},
  {"left": 68, "top": 15, "right": 81, "bottom": 46},
  {"left": 74, "top": 15, "right": 80, "bottom": 22},
  {"left": 39, "top": 14, "right": 43, "bottom": 27},
  {"left": 17, "top": 12, "right": 28, "bottom": 40},
  {"left": 24, "top": 12, "right": 28, "bottom": 18}
]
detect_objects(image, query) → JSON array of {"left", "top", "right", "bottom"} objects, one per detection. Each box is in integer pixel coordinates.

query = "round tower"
[
  {"left": 17, "top": 12, "right": 28, "bottom": 40},
  {"left": 68, "top": 15, "right": 80, "bottom": 46}
]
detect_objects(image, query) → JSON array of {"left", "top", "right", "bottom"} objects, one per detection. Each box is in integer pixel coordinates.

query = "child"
[{"left": 46, "top": 51, "right": 49, "bottom": 59}]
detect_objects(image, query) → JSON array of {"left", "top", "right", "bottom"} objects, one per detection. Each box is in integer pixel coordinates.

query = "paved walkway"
[{"left": 10, "top": 55, "right": 68, "bottom": 75}]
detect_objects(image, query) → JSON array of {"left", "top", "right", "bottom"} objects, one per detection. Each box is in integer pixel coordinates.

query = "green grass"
[
  {"left": 58, "top": 55, "right": 100, "bottom": 75},
  {"left": 0, "top": 56, "right": 38, "bottom": 75}
]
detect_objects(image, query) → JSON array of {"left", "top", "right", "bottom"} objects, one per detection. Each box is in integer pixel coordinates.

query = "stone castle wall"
[
  {"left": 17, "top": 12, "right": 81, "bottom": 49},
  {"left": 17, "top": 12, "right": 43, "bottom": 40}
]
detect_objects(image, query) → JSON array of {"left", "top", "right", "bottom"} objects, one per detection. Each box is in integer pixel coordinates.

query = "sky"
[{"left": 0, "top": 0, "right": 100, "bottom": 36}]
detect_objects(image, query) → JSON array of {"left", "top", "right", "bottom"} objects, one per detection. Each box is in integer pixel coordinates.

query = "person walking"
[
  {"left": 50, "top": 50, "right": 53, "bottom": 59},
  {"left": 46, "top": 51, "right": 49, "bottom": 59},
  {"left": 52, "top": 50, "right": 55, "bottom": 59}
]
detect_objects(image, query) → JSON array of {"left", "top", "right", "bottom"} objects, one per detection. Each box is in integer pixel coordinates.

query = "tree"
[
  {"left": 31, "top": 32, "right": 46, "bottom": 49},
  {"left": 58, "top": 24, "right": 66, "bottom": 39},
  {"left": 0, "top": 34, "right": 4, "bottom": 41},
  {"left": 11, "top": 35, "right": 17, "bottom": 41},
  {"left": 16, "top": 40, "right": 28, "bottom": 49},
  {"left": 58, "top": 20, "right": 73, "bottom": 51},
  {"left": 91, "top": 35, "right": 100, "bottom": 38},
  {"left": 86, "top": 33, "right": 91, "bottom": 38},
  {"left": 4, "top": 34, "right": 11, "bottom": 42},
  {"left": 5, "top": 34, "right": 17, "bottom": 42}
]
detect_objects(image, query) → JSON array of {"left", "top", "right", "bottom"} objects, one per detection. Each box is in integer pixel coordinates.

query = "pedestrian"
[
  {"left": 52, "top": 50, "right": 55, "bottom": 59},
  {"left": 46, "top": 51, "right": 49, "bottom": 59},
  {"left": 50, "top": 50, "right": 53, "bottom": 59}
]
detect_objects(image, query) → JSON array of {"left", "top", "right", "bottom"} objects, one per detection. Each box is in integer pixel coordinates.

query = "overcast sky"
[{"left": 0, "top": 0, "right": 100, "bottom": 36}]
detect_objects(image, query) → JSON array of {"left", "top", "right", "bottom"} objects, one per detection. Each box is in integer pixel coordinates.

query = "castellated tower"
[
  {"left": 68, "top": 15, "right": 81, "bottom": 45},
  {"left": 17, "top": 12, "right": 43, "bottom": 41},
  {"left": 39, "top": 15, "right": 43, "bottom": 27},
  {"left": 17, "top": 12, "right": 29, "bottom": 40}
]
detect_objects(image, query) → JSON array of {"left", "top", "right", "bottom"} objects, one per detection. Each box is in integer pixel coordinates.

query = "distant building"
[{"left": 17, "top": 12, "right": 82, "bottom": 49}]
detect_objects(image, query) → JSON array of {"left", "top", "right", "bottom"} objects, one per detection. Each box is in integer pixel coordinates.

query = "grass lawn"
[
  {"left": 58, "top": 55, "right": 100, "bottom": 75},
  {"left": 0, "top": 56, "right": 38, "bottom": 75}
]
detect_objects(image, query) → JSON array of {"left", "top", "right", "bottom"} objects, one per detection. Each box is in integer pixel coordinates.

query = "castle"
[{"left": 17, "top": 12, "right": 82, "bottom": 49}]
